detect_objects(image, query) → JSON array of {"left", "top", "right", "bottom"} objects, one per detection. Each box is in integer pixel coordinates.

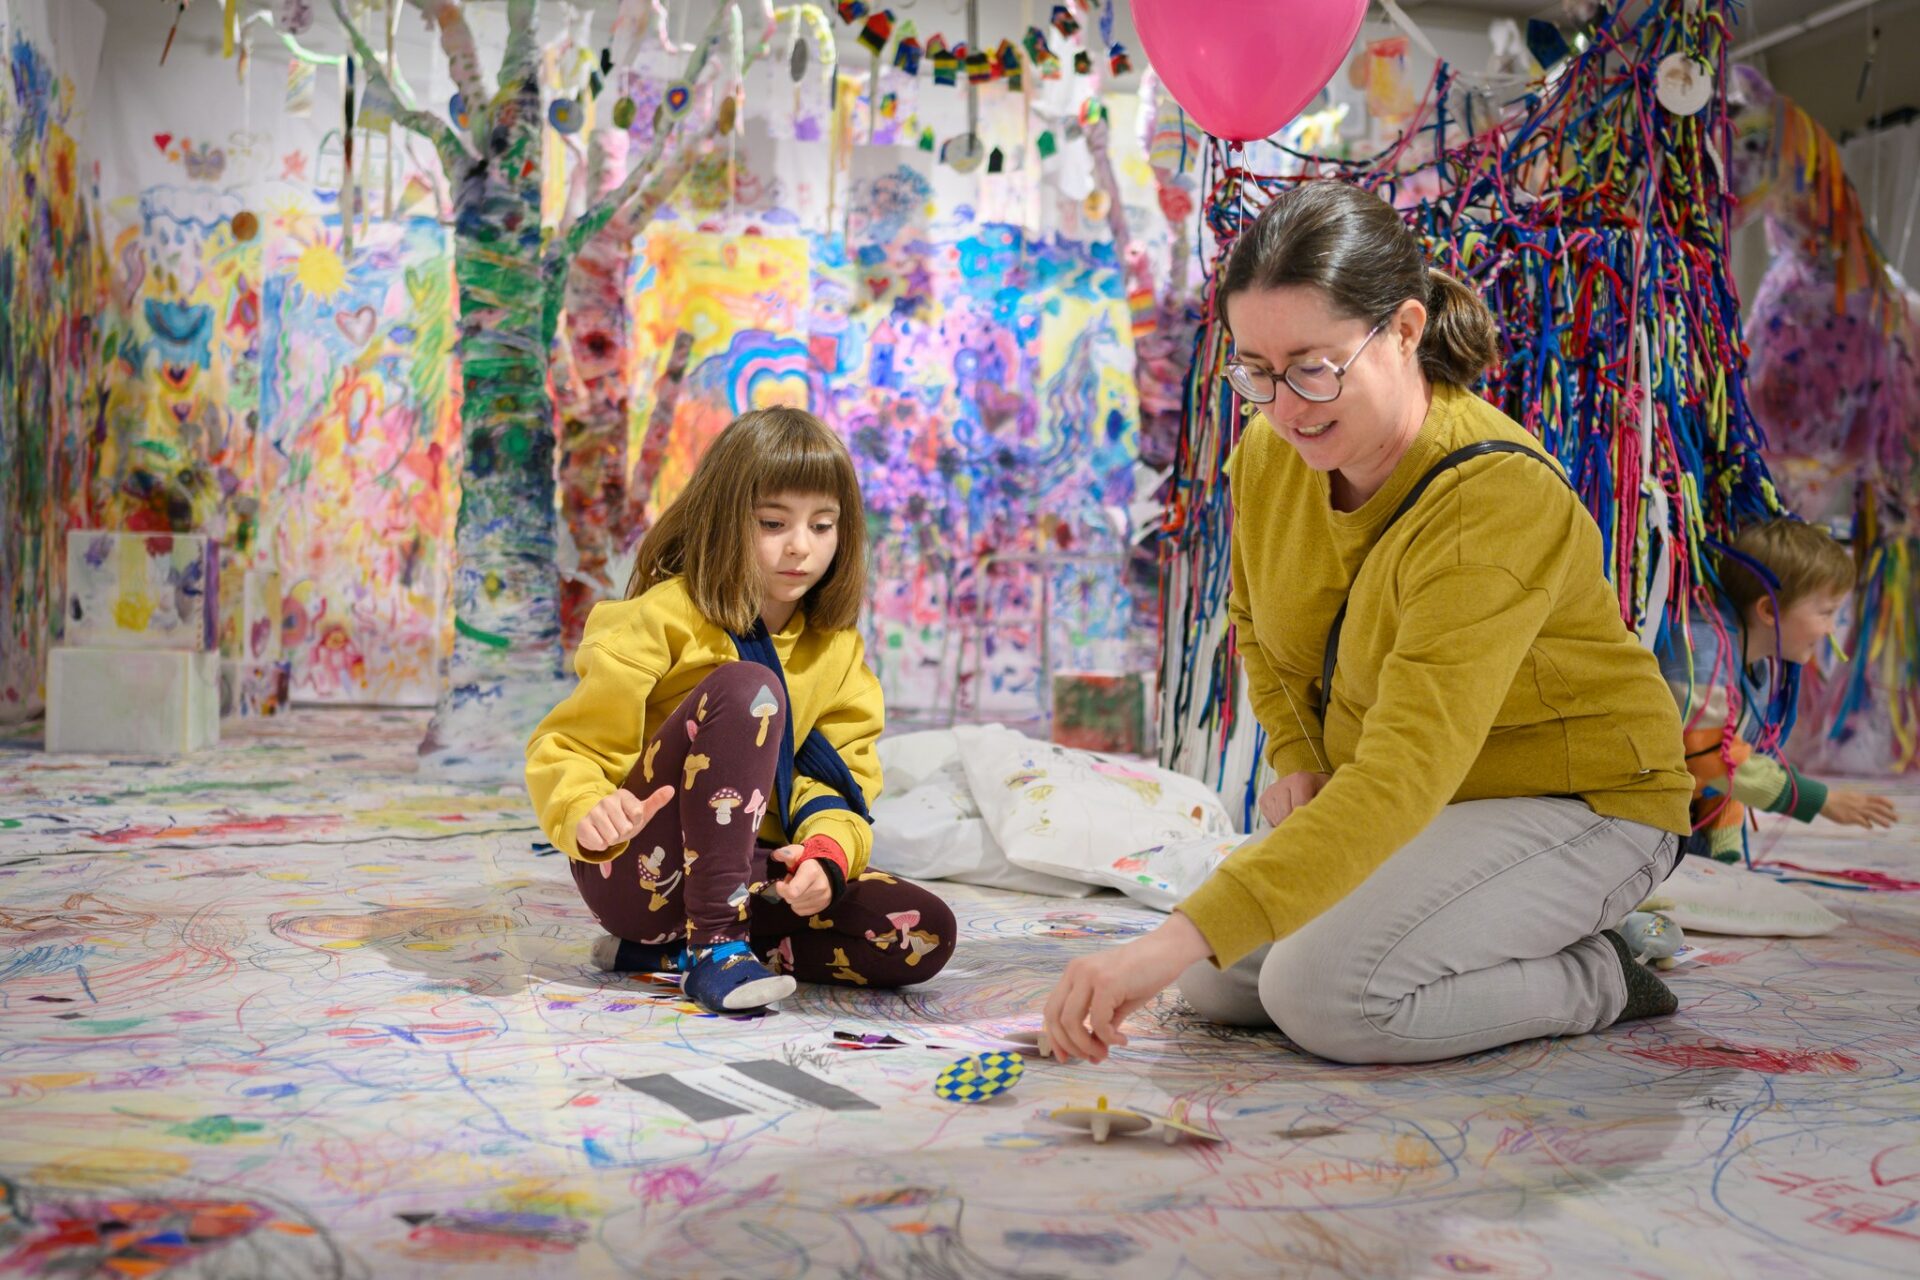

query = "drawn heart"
[
  {"left": 866, "top": 276, "right": 890, "bottom": 296},
  {"left": 154, "top": 133, "right": 174, "bottom": 152},
  {"left": 335, "top": 305, "right": 377, "bottom": 347}
]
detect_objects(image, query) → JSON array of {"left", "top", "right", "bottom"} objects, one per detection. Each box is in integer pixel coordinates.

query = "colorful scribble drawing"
[
  {"left": 2, "top": 23, "right": 103, "bottom": 723},
  {"left": 259, "top": 216, "right": 458, "bottom": 706},
  {"left": 0, "top": 710, "right": 1915, "bottom": 1277}
]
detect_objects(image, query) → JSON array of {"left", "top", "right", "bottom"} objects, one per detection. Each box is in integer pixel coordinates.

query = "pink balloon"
[{"left": 1133, "top": 0, "right": 1367, "bottom": 143}]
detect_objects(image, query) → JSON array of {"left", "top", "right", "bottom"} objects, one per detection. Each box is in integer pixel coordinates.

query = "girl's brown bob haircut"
[{"left": 627, "top": 407, "right": 868, "bottom": 633}]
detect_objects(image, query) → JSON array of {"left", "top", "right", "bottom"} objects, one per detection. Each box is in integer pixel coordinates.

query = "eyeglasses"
[{"left": 1224, "top": 320, "right": 1387, "bottom": 405}]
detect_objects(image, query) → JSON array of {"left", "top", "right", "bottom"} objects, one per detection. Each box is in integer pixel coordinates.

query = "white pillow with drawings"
[
  {"left": 955, "top": 724, "right": 1237, "bottom": 894},
  {"left": 871, "top": 730, "right": 1099, "bottom": 896}
]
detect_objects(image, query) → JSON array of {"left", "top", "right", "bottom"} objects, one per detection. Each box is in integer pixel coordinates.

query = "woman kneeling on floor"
[{"left": 1043, "top": 180, "right": 1693, "bottom": 1065}]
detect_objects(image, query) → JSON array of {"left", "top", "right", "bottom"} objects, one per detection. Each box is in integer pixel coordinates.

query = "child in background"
[
  {"left": 1658, "top": 518, "right": 1899, "bottom": 861},
  {"left": 526, "top": 407, "right": 955, "bottom": 1012}
]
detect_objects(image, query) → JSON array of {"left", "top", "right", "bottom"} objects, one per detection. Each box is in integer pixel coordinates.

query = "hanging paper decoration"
[
  {"left": 1655, "top": 53, "right": 1712, "bottom": 116},
  {"left": 1036, "top": 128, "right": 1057, "bottom": 158},
  {"left": 1073, "top": 50, "right": 1092, "bottom": 75},
  {"left": 1023, "top": 27, "right": 1059, "bottom": 74},
  {"left": 996, "top": 40, "right": 1022, "bottom": 90},
  {"left": 613, "top": 96, "right": 637, "bottom": 128},
  {"left": 929, "top": 36, "right": 957, "bottom": 86},
  {"left": 987, "top": 146, "right": 1005, "bottom": 173},
  {"left": 1109, "top": 43, "right": 1132, "bottom": 76},
  {"left": 1526, "top": 18, "right": 1571, "bottom": 70},
  {"left": 663, "top": 82, "right": 693, "bottom": 117},
  {"left": 548, "top": 97, "right": 583, "bottom": 134},
  {"left": 277, "top": 0, "right": 314, "bottom": 36},
  {"left": 859, "top": 11, "right": 893, "bottom": 54},
  {"left": 1129, "top": 281, "right": 1157, "bottom": 337},
  {"left": 1052, "top": 4, "right": 1080, "bottom": 37},
  {"left": 918, "top": 127, "right": 935, "bottom": 151},
  {"left": 1077, "top": 97, "right": 1108, "bottom": 127},
  {"left": 895, "top": 34, "right": 923, "bottom": 74},
  {"left": 837, "top": 1, "right": 868, "bottom": 23},
  {"left": 966, "top": 48, "right": 993, "bottom": 84}
]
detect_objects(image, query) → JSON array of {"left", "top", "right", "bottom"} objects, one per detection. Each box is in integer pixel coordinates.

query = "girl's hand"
[
  {"left": 1822, "top": 790, "right": 1899, "bottom": 830},
  {"left": 770, "top": 845, "right": 834, "bottom": 916},
  {"left": 1259, "top": 771, "right": 1330, "bottom": 826},
  {"left": 1042, "top": 912, "right": 1214, "bottom": 1064},
  {"left": 577, "top": 785, "right": 675, "bottom": 853}
]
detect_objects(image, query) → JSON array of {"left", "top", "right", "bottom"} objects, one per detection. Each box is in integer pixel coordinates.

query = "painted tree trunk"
[
  {"left": 557, "top": 131, "right": 639, "bottom": 651},
  {"left": 418, "top": 74, "right": 570, "bottom": 778}
]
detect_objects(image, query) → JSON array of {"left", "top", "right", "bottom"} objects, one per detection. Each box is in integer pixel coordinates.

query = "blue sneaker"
[
  {"left": 589, "top": 934, "right": 685, "bottom": 974},
  {"left": 680, "top": 940, "right": 796, "bottom": 1012}
]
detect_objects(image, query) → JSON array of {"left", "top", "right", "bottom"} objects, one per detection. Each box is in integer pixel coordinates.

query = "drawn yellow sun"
[{"left": 294, "top": 241, "right": 347, "bottom": 299}]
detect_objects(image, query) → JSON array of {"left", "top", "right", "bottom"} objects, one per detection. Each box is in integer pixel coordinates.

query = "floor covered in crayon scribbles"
[{"left": 1, "top": 709, "right": 1917, "bottom": 1279}]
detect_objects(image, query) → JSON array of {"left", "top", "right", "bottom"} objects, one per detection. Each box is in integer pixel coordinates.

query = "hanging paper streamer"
[
  {"left": 286, "top": 57, "right": 316, "bottom": 118},
  {"left": 1158, "top": 1, "right": 1785, "bottom": 822}
]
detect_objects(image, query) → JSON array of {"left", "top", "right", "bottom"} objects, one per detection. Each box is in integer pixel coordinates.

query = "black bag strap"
[{"left": 1317, "top": 441, "right": 1574, "bottom": 724}]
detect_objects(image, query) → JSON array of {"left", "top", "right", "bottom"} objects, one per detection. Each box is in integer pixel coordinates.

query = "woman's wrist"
[{"left": 1155, "top": 910, "right": 1215, "bottom": 967}]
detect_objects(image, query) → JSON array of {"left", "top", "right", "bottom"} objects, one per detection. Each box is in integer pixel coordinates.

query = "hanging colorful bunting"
[
  {"left": 837, "top": 1, "right": 868, "bottom": 23},
  {"left": 929, "top": 36, "right": 957, "bottom": 86},
  {"left": 1023, "top": 27, "right": 1059, "bottom": 74},
  {"left": 996, "top": 40, "right": 1022, "bottom": 90},
  {"left": 1073, "top": 50, "right": 1092, "bottom": 75},
  {"left": 1109, "top": 43, "right": 1132, "bottom": 76},
  {"left": 1051, "top": 5, "right": 1079, "bottom": 38},
  {"left": 918, "top": 126, "right": 936, "bottom": 151},
  {"left": 1036, "top": 128, "right": 1057, "bottom": 158},
  {"left": 894, "top": 34, "right": 923, "bottom": 74},
  {"left": 858, "top": 11, "right": 893, "bottom": 54},
  {"left": 965, "top": 48, "right": 993, "bottom": 84}
]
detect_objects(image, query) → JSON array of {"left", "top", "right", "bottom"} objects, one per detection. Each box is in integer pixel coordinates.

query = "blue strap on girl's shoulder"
[{"left": 729, "top": 621, "right": 873, "bottom": 841}]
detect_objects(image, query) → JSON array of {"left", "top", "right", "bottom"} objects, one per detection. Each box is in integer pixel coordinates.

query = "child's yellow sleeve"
[{"left": 525, "top": 604, "right": 670, "bottom": 862}]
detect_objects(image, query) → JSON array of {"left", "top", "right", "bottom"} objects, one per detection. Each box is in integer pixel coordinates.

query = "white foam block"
[
  {"left": 46, "top": 647, "right": 220, "bottom": 755},
  {"left": 65, "top": 531, "right": 217, "bottom": 651}
]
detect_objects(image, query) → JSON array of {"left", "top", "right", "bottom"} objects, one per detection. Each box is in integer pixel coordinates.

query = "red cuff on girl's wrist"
[{"left": 798, "top": 833, "right": 849, "bottom": 875}]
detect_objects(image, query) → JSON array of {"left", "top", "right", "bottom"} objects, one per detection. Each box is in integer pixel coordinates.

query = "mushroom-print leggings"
[{"left": 569, "top": 662, "right": 956, "bottom": 989}]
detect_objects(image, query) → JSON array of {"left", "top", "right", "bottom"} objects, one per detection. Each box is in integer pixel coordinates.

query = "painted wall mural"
[{"left": 1, "top": 7, "right": 105, "bottom": 723}]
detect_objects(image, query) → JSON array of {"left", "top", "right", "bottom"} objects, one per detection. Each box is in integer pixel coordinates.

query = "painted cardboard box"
[{"left": 64, "top": 531, "right": 217, "bottom": 651}]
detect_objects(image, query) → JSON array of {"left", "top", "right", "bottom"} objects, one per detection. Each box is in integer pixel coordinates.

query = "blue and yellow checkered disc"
[{"left": 934, "top": 1052, "right": 1024, "bottom": 1103}]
